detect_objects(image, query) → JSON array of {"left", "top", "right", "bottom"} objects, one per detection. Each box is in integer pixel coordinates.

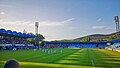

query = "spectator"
[{"left": 4, "top": 59, "right": 20, "bottom": 68}]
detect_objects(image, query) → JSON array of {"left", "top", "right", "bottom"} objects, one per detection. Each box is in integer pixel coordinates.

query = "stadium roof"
[{"left": 0, "top": 28, "right": 35, "bottom": 38}]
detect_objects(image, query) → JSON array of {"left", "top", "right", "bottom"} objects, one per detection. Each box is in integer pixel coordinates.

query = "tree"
[
  {"left": 27, "top": 38, "right": 35, "bottom": 45},
  {"left": 109, "top": 35, "right": 117, "bottom": 40},
  {"left": 60, "top": 39, "right": 72, "bottom": 42},
  {"left": 37, "top": 34, "right": 45, "bottom": 41},
  {"left": 40, "top": 40, "right": 45, "bottom": 47},
  {"left": 27, "top": 33, "right": 45, "bottom": 45},
  {"left": 81, "top": 37, "right": 91, "bottom": 42}
]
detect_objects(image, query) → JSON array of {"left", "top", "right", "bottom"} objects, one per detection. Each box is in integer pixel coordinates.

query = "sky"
[{"left": 0, "top": 0, "right": 120, "bottom": 41}]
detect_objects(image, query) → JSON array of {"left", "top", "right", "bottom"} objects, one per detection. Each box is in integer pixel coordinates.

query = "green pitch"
[{"left": 0, "top": 48, "right": 120, "bottom": 68}]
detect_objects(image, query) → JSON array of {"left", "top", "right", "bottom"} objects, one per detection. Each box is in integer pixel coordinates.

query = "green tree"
[
  {"left": 27, "top": 38, "right": 35, "bottom": 45},
  {"left": 109, "top": 35, "right": 117, "bottom": 40},
  {"left": 37, "top": 34, "right": 45, "bottom": 41},
  {"left": 27, "top": 34, "right": 45, "bottom": 45},
  {"left": 40, "top": 40, "right": 45, "bottom": 46},
  {"left": 60, "top": 39, "right": 71, "bottom": 42},
  {"left": 81, "top": 37, "right": 91, "bottom": 42}
]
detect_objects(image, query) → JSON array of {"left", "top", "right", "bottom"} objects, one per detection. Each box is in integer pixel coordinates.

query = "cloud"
[
  {"left": 0, "top": 12, "right": 5, "bottom": 15},
  {"left": 0, "top": 18, "right": 75, "bottom": 27},
  {"left": 92, "top": 25, "right": 114, "bottom": 30},
  {"left": 28, "top": 18, "right": 75, "bottom": 27},
  {"left": 97, "top": 18, "right": 102, "bottom": 22},
  {"left": 0, "top": 20, "right": 34, "bottom": 33},
  {"left": 92, "top": 26, "right": 106, "bottom": 29},
  {"left": 61, "top": 18, "right": 75, "bottom": 23},
  {"left": 0, "top": 4, "right": 12, "bottom": 8},
  {"left": 0, "top": 18, "right": 75, "bottom": 33},
  {"left": 40, "top": 18, "right": 75, "bottom": 26},
  {"left": 92, "top": 25, "right": 113, "bottom": 29},
  {"left": 0, "top": 20, "right": 31, "bottom": 25}
]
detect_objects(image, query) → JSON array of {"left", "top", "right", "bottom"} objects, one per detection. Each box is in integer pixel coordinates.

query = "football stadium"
[
  {"left": 0, "top": 24, "right": 120, "bottom": 68},
  {"left": 1, "top": 0, "right": 120, "bottom": 68}
]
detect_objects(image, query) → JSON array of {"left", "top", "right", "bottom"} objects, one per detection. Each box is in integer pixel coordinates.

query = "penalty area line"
[{"left": 91, "top": 60, "right": 95, "bottom": 68}]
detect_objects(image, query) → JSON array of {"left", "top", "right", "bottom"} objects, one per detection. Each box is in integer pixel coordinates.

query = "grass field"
[{"left": 0, "top": 48, "right": 120, "bottom": 68}]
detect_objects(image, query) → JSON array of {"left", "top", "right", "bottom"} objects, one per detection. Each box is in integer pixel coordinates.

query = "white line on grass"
[
  {"left": 88, "top": 49, "right": 95, "bottom": 68},
  {"left": 91, "top": 60, "right": 95, "bottom": 68}
]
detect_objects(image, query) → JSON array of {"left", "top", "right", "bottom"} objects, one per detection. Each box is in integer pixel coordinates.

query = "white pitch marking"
[{"left": 91, "top": 60, "right": 95, "bottom": 68}]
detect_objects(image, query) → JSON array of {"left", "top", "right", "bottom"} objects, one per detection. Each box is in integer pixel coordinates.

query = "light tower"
[
  {"left": 35, "top": 22, "right": 39, "bottom": 35},
  {"left": 114, "top": 16, "right": 119, "bottom": 32},
  {"left": 35, "top": 22, "right": 39, "bottom": 46}
]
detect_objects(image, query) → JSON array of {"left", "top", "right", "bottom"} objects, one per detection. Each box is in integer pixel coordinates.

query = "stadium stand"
[
  {"left": 106, "top": 38, "right": 120, "bottom": 51},
  {"left": 45, "top": 41, "right": 106, "bottom": 48},
  {"left": 109, "top": 38, "right": 120, "bottom": 43},
  {"left": 0, "top": 28, "right": 35, "bottom": 50},
  {"left": 109, "top": 38, "right": 120, "bottom": 49}
]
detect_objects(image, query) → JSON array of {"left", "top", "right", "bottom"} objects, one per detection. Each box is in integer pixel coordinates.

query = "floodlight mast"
[
  {"left": 35, "top": 22, "right": 39, "bottom": 46},
  {"left": 114, "top": 16, "right": 119, "bottom": 32},
  {"left": 35, "top": 22, "right": 39, "bottom": 35}
]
